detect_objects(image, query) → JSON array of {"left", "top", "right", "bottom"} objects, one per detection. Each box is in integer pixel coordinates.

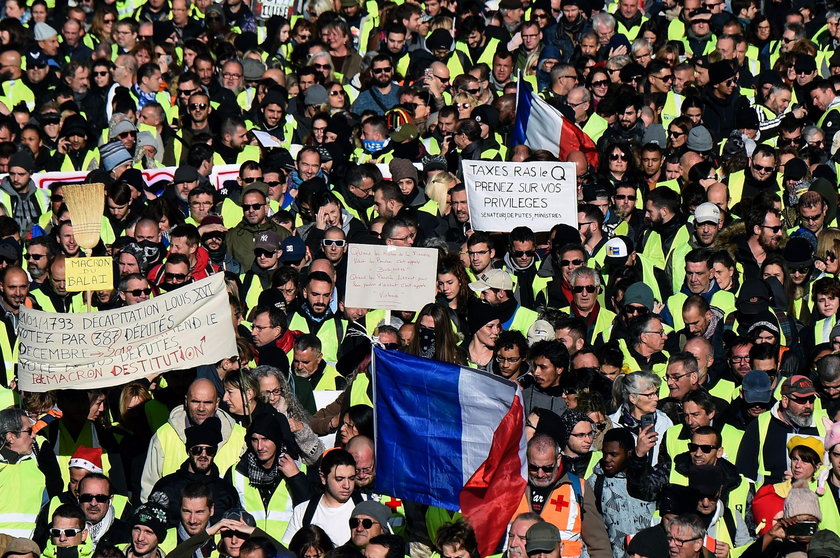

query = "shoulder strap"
[
  {"left": 722, "top": 506, "right": 737, "bottom": 542},
  {"left": 301, "top": 496, "right": 321, "bottom": 527},
  {"left": 593, "top": 475, "right": 605, "bottom": 516},
  {"left": 565, "top": 471, "right": 584, "bottom": 517}
]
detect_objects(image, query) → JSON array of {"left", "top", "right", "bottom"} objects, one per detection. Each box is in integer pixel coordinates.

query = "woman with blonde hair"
[
  {"left": 426, "top": 172, "right": 457, "bottom": 216},
  {"left": 815, "top": 228, "right": 840, "bottom": 277},
  {"left": 451, "top": 92, "right": 479, "bottom": 119},
  {"left": 90, "top": 5, "right": 117, "bottom": 44}
]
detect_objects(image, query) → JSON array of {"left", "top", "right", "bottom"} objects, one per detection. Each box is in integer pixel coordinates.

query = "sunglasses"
[
  {"left": 511, "top": 250, "right": 536, "bottom": 258},
  {"left": 179, "top": 88, "right": 199, "bottom": 96},
  {"left": 760, "top": 224, "right": 783, "bottom": 234},
  {"left": 79, "top": 493, "right": 109, "bottom": 504},
  {"left": 372, "top": 67, "right": 393, "bottom": 74},
  {"left": 789, "top": 266, "right": 811, "bottom": 274},
  {"left": 573, "top": 285, "right": 597, "bottom": 293},
  {"left": 594, "top": 421, "right": 607, "bottom": 432},
  {"left": 349, "top": 518, "right": 378, "bottom": 529},
  {"left": 609, "top": 153, "right": 627, "bottom": 161},
  {"left": 322, "top": 239, "right": 346, "bottom": 247},
  {"left": 614, "top": 194, "right": 636, "bottom": 201},
  {"left": 330, "top": 90, "right": 343, "bottom": 96},
  {"left": 528, "top": 464, "right": 556, "bottom": 473},
  {"left": 167, "top": 272, "right": 189, "bottom": 281},
  {"left": 24, "top": 253, "right": 45, "bottom": 261},
  {"left": 123, "top": 288, "right": 152, "bottom": 296},
  {"left": 591, "top": 79, "right": 609, "bottom": 87},
  {"left": 118, "top": 131, "right": 136, "bottom": 139},
  {"left": 560, "top": 259, "right": 584, "bottom": 267},
  {"left": 465, "top": 88, "right": 480, "bottom": 95},
  {"left": 255, "top": 249, "right": 277, "bottom": 258},
  {"left": 242, "top": 176, "right": 261, "bottom": 183},
  {"left": 51, "top": 529, "right": 83, "bottom": 538},
  {"left": 94, "top": 71, "right": 109, "bottom": 77},
  {"left": 668, "top": 130, "right": 685, "bottom": 137},
  {"left": 434, "top": 74, "right": 450, "bottom": 83},
  {"left": 189, "top": 103, "right": 208, "bottom": 111},
  {"left": 788, "top": 394, "right": 816, "bottom": 404},
  {"left": 189, "top": 445, "right": 218, "bottom": 456},
  {"left": 624, "top": 304, "right": 649, "bottom": 316},
  {"left": 687, "top": 443, "right": 719, "bottom": 453},
  {"left": 753, "top": 164, "right": 775, "bottom": 173},
  {"left": 243, "top": 203, "right": 265, "bottom": 211},
  {"left": 51, "top": 194, "right": 64, "bottom": 203},
  {"left": 456, "top": 103, "right": 472, "bottom": 110}
]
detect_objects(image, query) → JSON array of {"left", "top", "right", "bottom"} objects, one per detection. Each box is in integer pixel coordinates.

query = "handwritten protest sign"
[
  {"left": 462, "top": 161, "right": 577, "bottom": 232},
  {"left": 66, "top": 257, "right": 113, "bottom": 292},
  {"left": 18, "top": 274, "right": 236, "bottom": 391},
  {"left": 345, "top": 245, "right": 438, "bottom": 312}
]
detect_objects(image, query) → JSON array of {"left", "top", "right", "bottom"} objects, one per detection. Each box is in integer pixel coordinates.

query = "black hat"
[
  {"left": 152, "top": 20, "right": 176, "bottom": 44},
  {"left": 619, "top": 62, "right": 646, "bottom": 84},
  {"left": 466, "top": 297, "right": 503, "bottom": 335},
  {"left": 472, "top": 105, "right": 499, "bottom": 129},
  {"left": 173, "top": 165, "right": 199, "bottom": 184},
  {"left": 736, "top": 279, "right": 770, "bottom": 314},
  {"left": 60, "top": 114, "right": 87, "bottom": 139},
  {"left": 185, "top": 416, "right": 223, "bottom": 449},
  {"left": 659, "top": 484, "right": 700, "bottom": 515},
  {"left": 784, "top": 157, "right": 808, "bottom": 181},
  {"left": 261, "top": 89, "right": 288, "bottom": 110},
  {"left": 426, "top": 28, "right": 453, "bottom": 51},
  {"left": 735, "top": 107, "right": 759, "bottom": 130},
  {"left": 551, "top": 224, "right": 581, "bottom": 250},
  {"left": 756, "top": 70, "right": 783, "bottom": 87},
  {"left": 132, "top": 503, "right": 168, "bottom": 542},
  {"left": 8, "top": 151, "right": 34, "bottom": 173},
  {"left": 688, "top": 465, "right": 724, "bottom": 498},
  {"left": 247, "top": 411, "right": 299, "bottom": 459},
  {"left": 783, "top": 237, "right": 814, "bottom": 267},
  {"left": 708, "top": 61, "right": 736, "bottom": 86},
  {"left": 794, "top": 54, "right": 817, "bottom": 74}
]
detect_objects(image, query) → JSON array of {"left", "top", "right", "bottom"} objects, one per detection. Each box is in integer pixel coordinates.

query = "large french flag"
[
  {"left": 373, "top": 347, "right": 526, "bottom": 556},
  {"left": 513, "top": 80, "right": 599, "bottom": 168}
]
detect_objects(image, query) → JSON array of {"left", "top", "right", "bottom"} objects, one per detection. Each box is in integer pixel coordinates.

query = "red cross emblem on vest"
[
  {"left": 549, "top": 494, "right": 570, "bottom": 512},
  {"left": 384, "top": 497, "right": 402, "bottom": 511}
]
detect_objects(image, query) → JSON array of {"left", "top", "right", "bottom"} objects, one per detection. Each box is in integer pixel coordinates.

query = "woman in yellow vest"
[
  {"left": 222, "top": 370, "right": 275, "bottom": 428},
  {"left": 818, "top": 420, "right": 840, "bottom": 531}
]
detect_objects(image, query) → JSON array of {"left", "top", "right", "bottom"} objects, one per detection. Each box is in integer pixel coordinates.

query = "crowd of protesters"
[{"left": 0, "top": 0, "right": 839, "bottom": 557}]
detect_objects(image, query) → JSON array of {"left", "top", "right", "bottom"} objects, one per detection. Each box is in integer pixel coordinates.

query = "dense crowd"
[{"left": 0, "top": 0, "right": 839, "bottom": 558}]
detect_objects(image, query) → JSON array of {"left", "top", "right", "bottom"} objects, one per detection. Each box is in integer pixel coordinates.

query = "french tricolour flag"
[
  {"left": 513, "top": 80, "right": 599, "bottom": 168},
  {"left": 373, "top": 347, "right": 526, "bottom": 556}
]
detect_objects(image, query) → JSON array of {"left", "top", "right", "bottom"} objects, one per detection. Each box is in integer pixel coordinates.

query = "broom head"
[{"left": 63, "top": 182, "right": 105, "bottom": 251}]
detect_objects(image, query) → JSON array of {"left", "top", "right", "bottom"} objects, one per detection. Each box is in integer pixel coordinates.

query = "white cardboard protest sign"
[
  {"left": 18, "top": 274, "right": 237, "bottom": 392},
  {"left": 461, "top": 161, "right": 578, "bottom": 232},
  {"left": 344, "top": 244, "right": 438, "bottom": 312}
]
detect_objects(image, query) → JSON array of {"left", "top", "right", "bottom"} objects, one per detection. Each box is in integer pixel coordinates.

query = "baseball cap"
[
  {"left": 794, "top": 54, "right": 817, "bottom": 74},
  {"left": 782, "top": 375, "right": 816, "bottom": 397},
  {"left": 468, "top": 269, "right": 513, "bottom": 292},
  {"left": 279, "top": 236, "right": 306, "bottom": 262},
  {"left": 527, "top": 320, "right": 554, "bottom": 345},
  {"left": 254, "top": 230, "right": 281, "bottom": 252},
  {"left": 736, "top": 280, "right": 770, "bottom": 314},
  {"left": 525, "top": 523, "right": 561, "bottom": 554},
  {"left": 242, "top": 181, "right": 269, "bottom": 199},
  {"left": 173, "top": 165, "right": 199, "bottom": 184},
  {"left": 742, "top": 370, "right": 772, "bottom": 404},
  {"left": 25, "top": 48, "right": 47, "bottom": 68},
  {"left": 472, "top": 105, "right": 499, "bottom": 129},
  {"left": 694, "top": 202, "right": 720, "bottom": 225},
  {"left": 604, "top": 236, "right": 632, "bottom": 267}
]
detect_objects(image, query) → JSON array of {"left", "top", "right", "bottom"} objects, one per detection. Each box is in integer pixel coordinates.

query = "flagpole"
[{"left": 514, "top": 70, "right": 521, "bottom": 120}]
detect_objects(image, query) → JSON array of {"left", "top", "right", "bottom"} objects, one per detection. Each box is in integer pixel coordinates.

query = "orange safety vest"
[{"left": 513, "top": 481, "right": 584, "bottom": 557}]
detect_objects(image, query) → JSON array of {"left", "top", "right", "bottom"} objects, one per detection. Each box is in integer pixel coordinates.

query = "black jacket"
[{"left": 150, "top": 460, "right": 242, "bottom": 527}]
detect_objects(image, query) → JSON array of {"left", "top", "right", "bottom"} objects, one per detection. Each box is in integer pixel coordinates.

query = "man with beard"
[
  {"left": 510, "top": 434, "right": 611, "bottom": 558},
  {"left": 611, "top": 183, "right": 644, "bottom": 240},
  {"left": 286, "top": 272, "right": 346, "bottom": 364},
  {"left": 521, "top": 340, "right": 569, "bottom": 415},
  {"left": 558, "top": 409, "right": 600, "bottom": 479},
  {"left": 150, "top": 417, "right": 240, "bottom": 528},
  {"left": 24, "top": 237, "right": 55, "bottom": 287},
  {"left": 736, "top": 375, "right": 825, "bottom": 484},
  {"left": 291, "top": 335, "right": 345, "bottom": 392},
  {"left": 503, "top": 227, "right": 540, "bottom": 310},
  {"left": 597, "top": 94, "right": 645, "bottom": 151},
  {"left": 722, "top": 369, "right": 774, "bottom": 430},
  {"left": 639, "top": 186, "right": 688, "bottom": 270},
  {"left": 23, "top": 49, "right": 58, "bottom": 108},
  {"left": 0, "top": 50, "right": 35, "bottom": 112},
  {"left": 728, "top": 146, "right": 780, "bottom": 207},
  {"left": 726, "top": 197, "right": 782, "bottom": 282},
  {"left": 0, "top": 267, "right": 33, "bottom": 361},
  {"left": 61, "top": 19, "right": 93, "bottom": 62},
  {"left": 662, "top": 249, "right": 735, "bottom": 332},
  {"left": 257, "top": 91, "right": 300, "bottom": 147},
  {"left": 351, "top": 55, "right": 399, "bottom": 116},
  {"left": 701, "top": 60, "right": 750, "bottom": 142},
  {"left": 333, "top": 164, "right": 378, "bottom": 226},
  {"left": 546, "top": 0, "right": 592, "bottom": 61},
  {"left": 239, "top": 230, "right": 282, "bottom": 312},
  {"left": 468, "top": 269, "right": 538, "bottom": 336}
]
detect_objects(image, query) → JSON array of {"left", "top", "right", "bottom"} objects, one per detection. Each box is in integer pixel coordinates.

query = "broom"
[{"left": 62, "top": 182, "right": 105, "bottom": 311}]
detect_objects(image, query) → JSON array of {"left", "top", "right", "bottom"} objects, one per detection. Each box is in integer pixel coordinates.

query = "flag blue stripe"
[
  {"left": 512, "top": 81, "right": 533, "bottom": 146},
  {"left": 374, "top": 347, "right": 464, "bottom": 510}
]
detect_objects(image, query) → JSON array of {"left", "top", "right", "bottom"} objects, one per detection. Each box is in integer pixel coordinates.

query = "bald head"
[
  {"left": 346, "top": 434, "right": 375, "bottom": 454},
  {"left": 309, "top": 258, "right": 336, "bottom": 282},
  {"left": 134, "top": 218, "right": 161, "bottom": 243},
  {"left": 680, "top": 152, "right": 703, "bottom": 181},
  {"left": 430, "top": 61, "right": 449, "bottom": 79},
  {"left": 0, "top": 51, "right": 21, "bottom": 80},
  {"left": 568, "top": 151, "right": 588, "bottom": 176},
  {"left": 186, "top": 378, "right": 220, "bottom": 424},
  {"left": 706, "top": 182, "right": 728, "bottom": 210}
]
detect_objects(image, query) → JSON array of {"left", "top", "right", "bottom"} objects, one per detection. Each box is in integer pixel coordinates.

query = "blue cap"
[
  {"left": 279, "top": 235, "right": 305, "bottom": 262},
  {"left": 742, "top": 370, "right": 772, "bottom": 404}
]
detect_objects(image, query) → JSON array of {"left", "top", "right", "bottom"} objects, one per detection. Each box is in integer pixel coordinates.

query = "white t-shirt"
[{"left": 282, "top": 497, "right": 356, "bottom": 546}]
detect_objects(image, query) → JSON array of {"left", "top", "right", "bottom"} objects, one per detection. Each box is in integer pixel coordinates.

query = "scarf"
[
  {"left": 133, "top": 84, "right": 157, "bottom": 109},
  {"left": 87, "top": 505, "right": 116, "bottom": 545},
  {"left": 178, "top": 522, "right": 214, "bottom": 558},
  {"left": 245, "top": 451, "right": 280, "bottom": 488}
]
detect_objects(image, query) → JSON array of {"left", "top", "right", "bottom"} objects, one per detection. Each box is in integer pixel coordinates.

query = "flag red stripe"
[
  {"left": 558, "top": 118, "right": 599, "bottom": 169},
  {"left": 460, "top": 395, "right": 526, "bottom": 557}
]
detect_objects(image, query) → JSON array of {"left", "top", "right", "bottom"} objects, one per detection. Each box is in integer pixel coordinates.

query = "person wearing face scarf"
[
  {"left": 198, "top": 216, "right": 242, "bottom": 275},
  {"left": 388, "top": 158, "right": 438, "bottom": 216}
]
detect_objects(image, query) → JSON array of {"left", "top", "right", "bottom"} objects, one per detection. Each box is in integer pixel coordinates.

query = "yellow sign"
[{"left": 65, "top": 257, "right": 113, "bottom": 292}]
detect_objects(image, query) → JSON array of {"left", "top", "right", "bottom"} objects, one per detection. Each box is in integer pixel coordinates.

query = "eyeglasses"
[
  {"left": 609, "top": 153, "right": 627, "bottom": 161},
  {"left": 729, "top": 355, "right": 749, "bottom": 362},
  {"left": 372, "top": 66, "right": 393, "bottom": 74},
  {"left": 635, "top": 391, "right": 659, "bottom": 399},
  {"left": 572, "top": 285, "right": 597, "bottom": 293},
  {"left": 243, "top": 203, "right": 266, "bottom": 211},
  {"left": 687, "top": 443, "right": 718, "bottom": 453},
  {"left": 614, "top": 194, "right": 636, "bottom": 201},
  {"left": 222, "top": 72, "right": 243, "bottom": 79},
  {"left": 788, "top": 394, "right": 816, "bottom": 405},
  {"left": 189, "top": 445, "right": 218, "bottom": 456},
  {"left": 560, "top": 259, "right": 584, "bottom": 267},
  {"left": 118, "top": 131, "right": 136, "bottom": 139},
  {"left": 467, "top": 249, "right": 490, "bottom": 256},
  {"left": 322, "top": 239, "right": 347, "bottom": 247},
  {"left": 349, "top": 518, "right": 378, "bottom": 529},
  {"left": 559, "top": 74, "right": 577, "bottom": 80},
  {"left": 189, "top": 103, "right": 208, "bottom": 111},
  {"left": 496, "top": 355, "right": 523, "bottom": 364},
  {"left": 569, "top": 430, "right": 595, "bottom": 438},
  {"left": 51, "top": 529, "right": 83, "bottom": 538},
  {"left": 79, "top": 493, "right": 110, "bottom": 504},
  {"left": 255, "top": 249, "right": 277, "bottom": 258},
  {"left": 668, "top": 536, "right": 701, "bottom": 546},
  {"left": 644, "top": 329, "right": 666, "bottom": 337},
  {"left": 123, "top": 288, "right": 152, "bottom": 296},
  {"left": 24, "top": 253, "right": 45, "bottom": 261},
  {"left": 528, "top": 464, "right": 556, "bottom": 473},
  {"left": 666, "top": 371, "right": 692, "bottom": 382},
  {"left": 760, "top": 224, "right": 783, "bottom": 234},
  {"left": 511, "top": 250, "right": 536, "bottom": 258}
]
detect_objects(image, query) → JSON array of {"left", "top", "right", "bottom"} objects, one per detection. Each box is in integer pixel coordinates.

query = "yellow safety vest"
[
  {"left": 287, "top": 313, "right": 346, "bottom": 364},
  {"left": 156, "top": 420, "right": 247, "bottom": 478},
  {"left": 212, "top": 144, "right": 261, "bottom": 166},
  {"left": 30, "top": 288, "right": 87, "bottom": 314},
  {"left": 666, "top": 290, "right": 736, "bottom": 332},
  {"left": 0, "top": 454, "right": 45, "bottom": 538},
  {"left": 231, "top": 466, "right": 296, "bottom": 536}
]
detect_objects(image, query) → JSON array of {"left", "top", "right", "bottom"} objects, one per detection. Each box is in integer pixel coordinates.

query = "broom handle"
[{"left": 87, "top": 290, "right": 92, "bottom": 313}]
